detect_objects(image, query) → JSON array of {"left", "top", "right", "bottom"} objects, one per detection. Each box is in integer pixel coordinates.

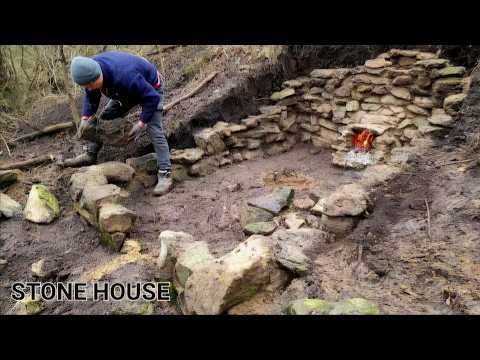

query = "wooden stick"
[
  {"left": 0, "top": 154, "right": 55, "bottom": 170},
  {"left": 425, "top": 199, "right": 432, "bottom": 244},
  {"left": 0, "top": 133, "right": 11, "bottom": 157},
  {"left": 439, "top": 159, "right": 476, "bottom": 167},
  {"left": 11, "top": 121, "right": 74, "bottom": 143},
  {"left": 163, "top": 71, "right": 218, "bottom": 111}
]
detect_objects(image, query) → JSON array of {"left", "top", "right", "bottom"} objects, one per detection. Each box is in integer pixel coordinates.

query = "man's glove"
[
  {"left": 77, "top": 116, "right": 95, "bottom": 139},
  {"left": 127, "top": 120, "right": 146, "bottom": 143}
]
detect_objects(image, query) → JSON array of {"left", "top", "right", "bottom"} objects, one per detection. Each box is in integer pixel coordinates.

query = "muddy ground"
[{"left": 2, "top": 138, "right": 480, "bottom": 315}]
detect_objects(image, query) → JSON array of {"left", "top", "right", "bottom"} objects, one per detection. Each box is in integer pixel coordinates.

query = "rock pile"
[
  {"left": 311, "top": 183, "right": 372, "bottom": 235},
  {"left": 69, "top": 161, "right": 137, "bottom": 251}
]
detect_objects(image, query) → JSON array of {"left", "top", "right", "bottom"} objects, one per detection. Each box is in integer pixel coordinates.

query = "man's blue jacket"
[{"left": 82, "top": 51, "right": 162, "bottom": 124}]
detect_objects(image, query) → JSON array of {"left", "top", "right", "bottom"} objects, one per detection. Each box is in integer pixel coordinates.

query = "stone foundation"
[{"left": 130, "top": 49, "right": 468, "bottom": 175}]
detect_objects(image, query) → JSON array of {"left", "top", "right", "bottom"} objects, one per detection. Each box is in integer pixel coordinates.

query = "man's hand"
[
  {"left": 127, "top": 120, "right": 146, "bottom": 143},
  {"left": 77, "top": 116, "right": 94, "bottom": 139}
]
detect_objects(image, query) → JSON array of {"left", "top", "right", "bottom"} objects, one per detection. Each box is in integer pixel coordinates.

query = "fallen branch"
[
  {"left": 439, "top": 159, "right": 477, "bottom": 167},
  {"left": 0, "top": 154, "right": 55, "bottom": 170},
  {"left": 11, "top": 122, "right": 74, "bottom": 144},
  {"left": 163, "top": 71, "right": 218, "bottom": 111},
  {"left": 425, "top": 199, "right": 432, "bottom": 244},
  {"left": 0, "top": 133, "right": 12, "bottom": 157},
  {"left": 8, "top": 71, "right": 219, "bottom": 145}
]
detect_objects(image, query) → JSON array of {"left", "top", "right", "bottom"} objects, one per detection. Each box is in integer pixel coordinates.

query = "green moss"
[
  {"left": 286, "top": 299, "right": 333, "bottom": 315},
  {"left": 99, "top": 230, "right": 116, "bottom": 250},
  {"left": 34, "top": 184, "right": 60, "bottom": 217},
  {"left": 112, "top": 302, "right": 154, "bottom": 315},
  {"left": 329, "top": 298, "right": 380, "bottom": 315},
  {"left": 74, "top": 202, "right": 98, "bottom": 227},
  {"left": 24, "top": 299, "right": 44, "bottom": 315}
]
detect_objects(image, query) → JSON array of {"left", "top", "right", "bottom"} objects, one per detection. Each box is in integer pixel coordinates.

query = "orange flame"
[{"left": 352, "top": 129, "right": 375, "bottom": 152}]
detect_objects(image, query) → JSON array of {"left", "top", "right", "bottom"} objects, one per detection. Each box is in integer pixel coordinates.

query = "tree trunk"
[{"left": 58, "top": 45, "right": 80, "bottom": 128}]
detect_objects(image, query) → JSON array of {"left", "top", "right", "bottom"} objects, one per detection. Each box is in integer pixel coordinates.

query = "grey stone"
[
  {"left": 311, "top": 183, "right": 371, "bottom": 217},
  {"left": 0, "top": 193, "right": 22, "bottom": 218},
  {"left": 243, "top": 221, "right": 277, "bottom": 236},
  {"left": 126, "top": 153, "right": 158, "bottom": 174},
  {"left": 247, "top": 187, "right": 294, "bottom": 215}
]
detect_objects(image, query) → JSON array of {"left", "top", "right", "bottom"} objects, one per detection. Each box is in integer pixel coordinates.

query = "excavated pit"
[{"left": 1, "top": 45, "right": 480, "bottom": 315}]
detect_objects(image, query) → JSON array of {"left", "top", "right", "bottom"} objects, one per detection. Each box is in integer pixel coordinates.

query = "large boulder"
[
  {"left": 88, "top": 162, "right": 135, "bottom": 183},
  {"left": 69, "top": 171, "right": 108, "bottom": 201},
  {"left": 78, "top": 184, "right": 127, "bottom": 223},
  {"left": 311, "top": 183, "right": 372, "bottom": 217},
  {"left": 126, "top": 153, "right": 158, "bottom": 174},
  {"left": 156, "top": 230, "right": 195, "bottom": 280},
  {"left": 183, "top": 235, "right": 288, "bottom": 314},
  {"left": 271, "top": 228, "right": 330, "bottom": 275},
  {"left": 174, "top": 241, "right": 214, "bottom": 291},
  {"left": 328, "top": 298, "right": 380, "bottom": 315},
  {"left": 238, "top": 204, "right": 275, "bottom": 228},
  {"left": 275, "top": 242, "right": 311, "bottom": 276},
  {"left": 247, "top": 187, "right": 294, "bottom": 215},
  {"left": 98, "top": 203, "right": 137, "bottom": 233},
  {"left": 286, "top": 297, "right": 379, "bottom": 315},
  {"left": 0, "top": 193, "right": 22, "bottom": 218},
  {"left": 24, "top": 184, "right": 60, "bottom": 224},
  {"left": 170, "top": 148, "right": 205, "bottom": 165},
  {"left": 286, "top": 299, "right": 333, "bottom": 315},
  {"left": 193, "top": 128, "right": 226, "bottom": 155}
]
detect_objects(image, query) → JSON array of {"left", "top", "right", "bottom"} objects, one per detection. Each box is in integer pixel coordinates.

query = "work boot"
[
  {"left": 153, "top": 170, "right": 173, "bottom": 196},
  {"left": 58, "top": 152, "right": 97, "bottom": 168}
]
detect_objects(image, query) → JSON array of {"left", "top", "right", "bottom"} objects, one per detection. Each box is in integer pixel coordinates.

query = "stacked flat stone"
[
  {"left": 128, "top": 49, "right": 470, "bottom": 178},
  {"left": 69, "top": 162, "right": 137, "bottom": 251}
]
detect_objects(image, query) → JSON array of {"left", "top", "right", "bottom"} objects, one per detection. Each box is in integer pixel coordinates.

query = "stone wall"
[{"left": 128, "top": 48, "right": 471, "bottom": 177}]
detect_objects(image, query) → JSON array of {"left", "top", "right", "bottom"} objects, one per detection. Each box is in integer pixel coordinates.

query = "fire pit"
[{"left": 352, "top": 129, "right": 375, "bottom": 152}]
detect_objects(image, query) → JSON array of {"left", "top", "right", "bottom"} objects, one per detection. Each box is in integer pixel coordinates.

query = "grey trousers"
[{"left": 85, "top": 88, "right": 172, "bottom": 172}]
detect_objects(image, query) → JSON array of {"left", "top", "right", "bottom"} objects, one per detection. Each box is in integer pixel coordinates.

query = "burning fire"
[{"left": 352, "top": 129, "right": 375, "bottom": 152}]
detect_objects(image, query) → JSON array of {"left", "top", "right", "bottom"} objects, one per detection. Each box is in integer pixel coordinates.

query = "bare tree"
[{"left": 58, "top": 45, "right": 80, "bottom": 127}]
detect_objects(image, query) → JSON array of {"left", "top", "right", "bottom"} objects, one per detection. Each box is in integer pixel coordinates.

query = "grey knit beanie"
[{"left": 71, "top": 56, "right": 102, "bottom": 85}]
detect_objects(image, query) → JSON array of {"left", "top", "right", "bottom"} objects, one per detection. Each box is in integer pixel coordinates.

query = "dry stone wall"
[{"left": 128, "top": 49, "right": 470, "bottom": 177}]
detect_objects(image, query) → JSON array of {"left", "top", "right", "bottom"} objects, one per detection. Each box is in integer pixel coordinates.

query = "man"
[{"left": 60, "top": 51, "right": 173, "bottom": 196}]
